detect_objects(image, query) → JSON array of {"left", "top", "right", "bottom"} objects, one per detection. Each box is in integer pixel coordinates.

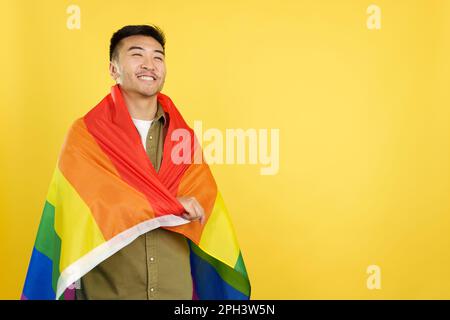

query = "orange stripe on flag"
[
  {"left": 58, "top": 118, "right": 157, "bottom": 240},
  {"left": 165, "top": 161, "right": 218, "bottom": 243}
]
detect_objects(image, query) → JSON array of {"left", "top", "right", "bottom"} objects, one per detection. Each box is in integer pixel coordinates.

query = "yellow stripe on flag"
[
  {"left": 48, "top": 166, "right": 105, "bottom": 272},
  {"left": 199, "top": 191, "right": 240, "bottom": 267}
]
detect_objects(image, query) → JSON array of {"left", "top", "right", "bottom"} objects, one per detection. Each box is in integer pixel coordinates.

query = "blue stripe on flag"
[
  {"left": 22, "top": 248, "right": 55, "bottom": 300},
  {"left": 190, "top": 250, "right": 248, "bottom": 300}
]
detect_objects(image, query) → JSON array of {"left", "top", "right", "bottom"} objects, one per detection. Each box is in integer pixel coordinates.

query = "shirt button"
[
  {"left": 150, "top": 257, "right": 154, "bottom": 262},
  {"left": 149, "top": 136, "right": 153, "bottom": 140},
  {"left": 150, "top": 288, "right": 155, "bottom": 292}
]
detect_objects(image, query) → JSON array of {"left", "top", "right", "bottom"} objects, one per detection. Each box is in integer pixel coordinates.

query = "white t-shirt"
[{"left": 132, "top": 118, "right": 153, "bottom": 151}]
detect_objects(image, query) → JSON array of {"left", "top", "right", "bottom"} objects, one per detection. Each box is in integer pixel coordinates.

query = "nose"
[
  {"left": 140, "top": 56, "right": 155, "bottom": 71},
  {"left": 140, "top": 64, "right": 154, "bottom": 71}
]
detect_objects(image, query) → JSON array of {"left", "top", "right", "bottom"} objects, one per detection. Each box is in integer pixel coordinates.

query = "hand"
[{"left": 177, "top": 196, "right": 206, "bottom": 225}]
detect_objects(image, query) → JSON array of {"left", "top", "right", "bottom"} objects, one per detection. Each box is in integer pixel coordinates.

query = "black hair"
[{"left": 109, "top": 24, "right": 166, "bottom": 61}]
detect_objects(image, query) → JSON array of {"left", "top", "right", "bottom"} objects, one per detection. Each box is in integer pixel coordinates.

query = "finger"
[
  {"left": 200, "top": 213, "right": 206, "bottom": 225},
  {"left": 193, "top": 198, "right": 205, "bottom": 217},
  {"left": 182, "top": 210, "right": 195, "bottom": 220},
  {"left": 197, "top": 206, "right": 205, "bottom": 224},
  {"left": 191, "top": 198, "right": 205, "bottom": 220},
  {"left": 192, "top": 202, "right": 204, "bottom": 222},
  {"left": 182, "top": 205, "right": 196, "bottom": 219},
  {"left": 183, "top": 204, "right": 198, "bottom": 220},
  {"left": 183, "top": 213, "right": 197, "bottom": 221},
  {"left": 185, "top": 200, "right": 197, "bottom": 218},
  {"left": 180, "top": 197, "right": 204, "bottom": 221},
  {"left": 181, "top": 213, "right": 190, "bottom": 220}
]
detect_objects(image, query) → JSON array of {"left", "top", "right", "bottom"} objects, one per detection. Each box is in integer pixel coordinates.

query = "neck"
[{"left": 122, "top": 89, "right": 158, "bottom": 120}]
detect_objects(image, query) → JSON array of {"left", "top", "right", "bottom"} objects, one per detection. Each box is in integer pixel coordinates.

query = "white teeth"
[{"left": 138, "top": 76, "right": 155, "bottom": 81}]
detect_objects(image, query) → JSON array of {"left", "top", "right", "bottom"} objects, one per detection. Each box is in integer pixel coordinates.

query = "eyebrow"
[{"left": 127, "top": 46, "right": 165, "bottom": 56}]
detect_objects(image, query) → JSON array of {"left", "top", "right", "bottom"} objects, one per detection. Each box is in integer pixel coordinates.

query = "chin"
[
  {"left": 140, "top": 89, "right": 159, "bottom": 97},
  {"left": 133, "top": 85, "right": 158, "bottom": 97}
]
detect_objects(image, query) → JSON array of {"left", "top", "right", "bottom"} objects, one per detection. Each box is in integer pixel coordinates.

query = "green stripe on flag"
[
  {"left": 189, "top": 241, "right": 250, "bottom": 296},
  {"left": 234, "top": 252, "right": 248, "bottom": 278},
  {"left": 34, "top": 200, "right": 62, "bottom": 294}
]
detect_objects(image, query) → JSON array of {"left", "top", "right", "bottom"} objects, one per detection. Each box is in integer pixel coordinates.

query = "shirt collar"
[{"left": 155, "top": 101, "right": 167, "bottom": 125}]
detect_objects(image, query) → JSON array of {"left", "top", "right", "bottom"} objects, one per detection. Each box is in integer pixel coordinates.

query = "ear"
[{"left": 109, "top": 61, "right": 120, "bottom": 82}]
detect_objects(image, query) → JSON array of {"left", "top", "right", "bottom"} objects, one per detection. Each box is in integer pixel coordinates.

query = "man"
[
  {"left": 21, "top": 23, "right": 250, "bottom": 301},
  {"left": 75, "top": 25, "right": 205, "bottom": 300}
]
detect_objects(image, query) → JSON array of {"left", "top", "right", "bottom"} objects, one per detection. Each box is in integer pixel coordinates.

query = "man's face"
[{"left": 109, "top": 35, "right": 166, "bottom": 97}]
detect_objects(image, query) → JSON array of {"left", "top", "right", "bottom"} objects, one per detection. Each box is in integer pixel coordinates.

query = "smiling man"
[
  {"left": 75, "top": 24, "right": 205, "bottom": 300},
  {"left": 21, "top": 24, "right": 251, "bottom": 301}
]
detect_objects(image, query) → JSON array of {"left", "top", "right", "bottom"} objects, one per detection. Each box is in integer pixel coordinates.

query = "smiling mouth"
[{"left": 137, "top": 75, "right": 156, "bottom": 81}]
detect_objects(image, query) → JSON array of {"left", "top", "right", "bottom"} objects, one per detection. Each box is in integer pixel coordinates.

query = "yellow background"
[{"left": 1, "top": 0, "right": 449, "bottom": 299}]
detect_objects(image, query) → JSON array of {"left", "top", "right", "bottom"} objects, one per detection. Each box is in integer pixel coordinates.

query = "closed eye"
[{"left": 132, "top": 53, "right": 142, "bottom": 56}]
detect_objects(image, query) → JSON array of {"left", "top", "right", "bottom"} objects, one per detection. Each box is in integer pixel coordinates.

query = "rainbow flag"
[{"left": 21, "top": 84, "right": 251, "bottom": 300}]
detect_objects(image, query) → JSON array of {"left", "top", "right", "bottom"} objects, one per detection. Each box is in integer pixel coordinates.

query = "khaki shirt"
[{"left": 76, "top": 102, "right": 193, "bottom": 300}]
